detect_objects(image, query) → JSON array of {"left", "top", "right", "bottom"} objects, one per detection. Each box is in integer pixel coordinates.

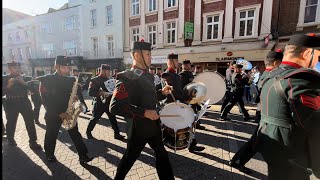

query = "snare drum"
[{"left": 160, "top": 102, "right": 195, "bottom": 150}]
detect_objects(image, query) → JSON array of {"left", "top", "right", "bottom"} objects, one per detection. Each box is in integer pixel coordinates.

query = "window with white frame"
[
  {"left": 17, "top": 48, "right": 23, "bottom": 60},
  {"left": 166, "top": 22, "right": 176, "bottom": 44},
  {"left": 40, "top": 22, "right": 52, "bottom": 33},
  {"left": 42, "top": 43, "right": 54, "bottom": 58},
  {"left": 148, "top": 25, "right": 157, "bottom": 46},
  {"left": 9, "top": 49, "right": 14, "bottom": 59},
  {"left": 8, "top": 33, "right": 13, "bottom": 41},
  {"left": 304, "top": 0, "right": 319, "bottom": 23},
  {"left": 106, "top": 5, "right": 113, "bottom": 25},
  {"left": 206, "top": 15, "right": 219, "bottom": 40},
  {"left": 64, "top": 40, "right": 77, "bottom": 56},
  {"left": 132, "top": 28, "right": 140, "bottom": 42},
  {"left": 65, "top": 16, "right": 76, "bottom": 30},
  {"left": 91, "top": 9, "right": 97, "bottom": 27},
  {"left": 106, "top": 35, "right": 114, "bottom": 57},
  {"left": 132, "top": 0, "right": 140, "bottom": 16},
  {"left": 92, "top": 38, "right": 99, "bottom": 57},
  {"left": 167, "top": 0, "right": 177, "bottom": 8},
  {"left": 235, "top": 4, "right": 260, "bottom": 39},
  {"left": 148, "top": 0, "right": 157, "bottom": 12},
  {"left": 26, "top": 47, "right": 32, "bottom": 58},
  {"left": 16, "top": 32, "right": 21, "bottom": 40}
]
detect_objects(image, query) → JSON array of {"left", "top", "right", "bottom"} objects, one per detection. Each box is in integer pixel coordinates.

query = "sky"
[{"left": 3, "top": 0, "right": 68, "bottom": 16}]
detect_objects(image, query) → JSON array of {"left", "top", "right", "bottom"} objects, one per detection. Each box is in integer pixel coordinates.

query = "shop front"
[
  {"left": 29, "top": 56, "right": 84, "bottom": 77},
  {"left": 178, "top": 50, "right": 269, "bottom": 76}
]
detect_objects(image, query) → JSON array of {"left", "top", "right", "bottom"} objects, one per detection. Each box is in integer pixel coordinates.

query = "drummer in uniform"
[
  {"left": 157, "top": 53, "right": 205, "bottom": 153},
  {"left": 86, "top": 64, "right": 124, "bottom": 140},
  {"left": 109, "top": 40, "right": 174, "bottom": 180},
  {"left": 179, "top": 59, "right": 206, "bottom": 130},
  {"left": 2, "top": 61, "right": 42, "bottom": 149}
]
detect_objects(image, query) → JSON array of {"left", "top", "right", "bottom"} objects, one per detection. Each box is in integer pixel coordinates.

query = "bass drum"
[{"left": 193, "top": 72, "right": 226, "bottom": 104}]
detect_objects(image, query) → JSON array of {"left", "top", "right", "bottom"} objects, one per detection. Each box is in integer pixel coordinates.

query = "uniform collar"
[
  {"left": 265, "top": 67, "right": 273, "bottom": 71},
  {"left": 168, "top": 68, "right": 176, "bottom": 73},
  {"left": 131, "top": 65, "right": 148, "bottom": 74},
  {"left": 281, "top": 61, "right": 302, "bottom": 69}
]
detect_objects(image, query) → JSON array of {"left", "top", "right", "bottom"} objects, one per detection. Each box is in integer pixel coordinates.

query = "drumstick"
[
  {"left": 160, "top": 115, "right": 181, "bottom": 117},
  {"left": 164, "top": 81, "right": 177, "bottom": 104}
]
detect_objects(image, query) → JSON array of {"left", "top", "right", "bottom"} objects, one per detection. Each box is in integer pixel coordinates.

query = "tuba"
[{"left": 61, "top": 77, "right": 86, "bottom": 130}]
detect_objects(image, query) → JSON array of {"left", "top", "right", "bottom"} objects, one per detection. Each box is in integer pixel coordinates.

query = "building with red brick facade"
[{"left": 123, "top": 0, "right": 319, "bottom": 75}]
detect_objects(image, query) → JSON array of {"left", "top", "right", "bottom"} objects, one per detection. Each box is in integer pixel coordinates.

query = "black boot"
[
  {"left": 114, "top": 133, "right": 125, "bottom": 140},
  {"left": 86, "top": 130, "right": 94, "bottom": 139},
  {"left": 79, "top": 154, "right": 93, "bottom": 163}
]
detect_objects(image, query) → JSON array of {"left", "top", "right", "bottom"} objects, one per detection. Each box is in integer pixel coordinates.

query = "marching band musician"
[
  {"left": 38, "top": 56, "right": 92, "bottom": 163},
  {"left": 220, "top": 64, "right": 253, "bottom": 121},
  {"left": 179, "top": 59, "right": 206, "bottom": 130},
  {"left": 229, "top": 50, "right": 283, "bottom": 174},
  {"left": 156, "top": 67, "right": 162, "bottom": 77},
  {"left": 157, "top": 53, "right": 205, "bottom": 153},
  {"left": 109, "top": 40, "right": 174, "bottom": 180},
  {"left": 23, "top": 74, "right": 42, "bottom": 125},
  {"left": 86, "top": 64, "right": 125, "bottom": 140},
  {"left": 2, "top": 61, "right": 42, "bottom": 150},
  {"left": 72, "top": 69, "right": 90, "bottom": 114},
  {"left": 149, "top": 66, "right": 156, "bottom": 75}
]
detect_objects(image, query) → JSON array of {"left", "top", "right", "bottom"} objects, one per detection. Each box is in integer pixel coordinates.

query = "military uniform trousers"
[
  {"left": 44, "top": 114, "right": 88, "bottom": 158},
  {"left": 257, "top": 127, "right": 310, "bottom": 180},
  {"left": 221, "top": 90, "right": 232, "bottom": 113},
  {"left": 5, "top": 98, "right": 38, "bottom": 143},
  {"left": 231, "top": 127, "right": 259, "bottom": 165},
  {"left": 31, "top": 95, "right": 42, "bottom": 122},
  {"left": 87, "top": 102, "right": 120, "bottom": 134},
  {"left": 115, "top": 120, "right": 174, "bottom": 180},
  {"left": 221, "top": 92, "right": 250, "bottom": 118}
]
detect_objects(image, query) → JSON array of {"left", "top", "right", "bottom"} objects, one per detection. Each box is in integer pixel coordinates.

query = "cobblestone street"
[{"left": 3, "top": 97, "right": 269, "bottom": 180}]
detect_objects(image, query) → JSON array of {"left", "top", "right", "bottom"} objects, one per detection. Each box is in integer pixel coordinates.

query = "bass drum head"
[
  {"left": 160, "top": 102, "right": 195, "bottom": 130},
  {"left": 193, "top": 72, "right": 226, "bottom": 104}
]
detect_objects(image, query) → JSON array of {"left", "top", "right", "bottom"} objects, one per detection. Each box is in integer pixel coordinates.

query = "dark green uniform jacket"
[{"left": 259, "top": 62, "right": 320, "bottom": 178}]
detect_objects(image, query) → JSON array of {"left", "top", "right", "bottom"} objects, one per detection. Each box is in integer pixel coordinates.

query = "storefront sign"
[
  {"left": 184, "top": 22, "right": 194, "bottom": 40},
  {"left": 179, "top": 50, "right": 270, "bottom": 63},
  {"left": 215, "top": 57, "right": 244, "bottom": 61}
]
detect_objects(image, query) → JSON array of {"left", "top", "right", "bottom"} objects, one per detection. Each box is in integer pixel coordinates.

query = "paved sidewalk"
[{"left": 3, "top": 98, "right": 270, "bottom": 180}]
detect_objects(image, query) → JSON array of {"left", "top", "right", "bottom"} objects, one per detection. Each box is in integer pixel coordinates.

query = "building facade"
[
  {"left": 2, "top": 17, "right": 37, "bottom": 75},
  {"left": 73, "top": 0, "right": 125, "bottom": 75},
  {"left": 123, "top": 0, "right": 319, "bottom": 75},
  {"left": 2, "top": 0, "right": 125, "bottom": 76}
]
